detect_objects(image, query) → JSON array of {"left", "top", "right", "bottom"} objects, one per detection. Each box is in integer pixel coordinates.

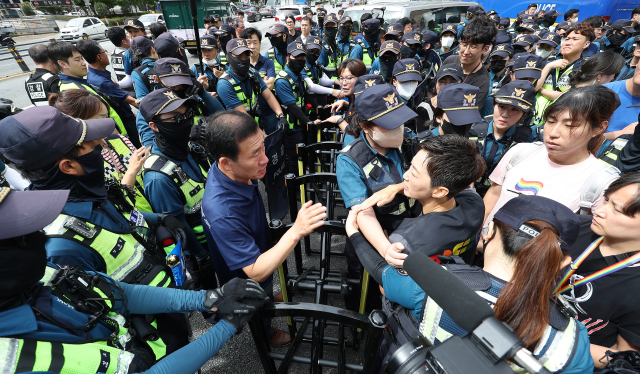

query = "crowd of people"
[{"left": 3, "top": 2, "right": 640, "bottom": 373}]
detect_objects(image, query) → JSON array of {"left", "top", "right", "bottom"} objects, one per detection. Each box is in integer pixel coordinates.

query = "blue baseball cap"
[
  {"left": 226, "top": 38, "right": 251, "bottom": 55},
  {"left": 441, "top": 24, "right": 457, "bottom": 38},
  {"left": 355, "top": 84, "right": 417, "bottom": 129},
  {"left": 130, "top": 36, "right": 154, "bottom": 57},
  {"left": 139, "top": 88, "right": 197, "bottom": 122},
  {"left": 555, "top": 21, "right": 571, "bottom": 31},
  {"left": 287, "top": 41, "right": 306, "bottom": 56},
  {"left": 402, "top": 30, "right": 422, "bottom": 45},
  {"left": 124, "top": 18, "right": 144, "bottom": 30},
  {"left": 154, "top": 57, "right": 192, "bottom": 86},
  {"left": 339, "top": 15, "right": 353, "bottom": 26},
  {"left": 533, "top": 28, "right": 548, "bottom": 39},
  {"left": 266, "top": 22, "right": 287, "bottom": 35},
  {"left": 490, "top": 43, "right": 514, "bottom": 58},
  {"left": 200, "top": 35, "right": 219, "bottom": 50},
  {"left": 306, "top": 36, "right": 322, "bottom": 50},
  {"left": 385, "top": 23, "right": 403, "bottom": 36},
  {"left": 493, "top": 80, "right": 536, "bottom": 112},
  {"left": 545, "top": 9, "right": 562, "bottom": 18},
  {"left": 467, "top": 5, "right": 485, "bottom": 16},
  {"left": 514, "top": 34, "right": 536, "bottom": 47},
  {"left": 393, "top": 59, "right": 421, "bottom": 82},
  {"left": 512, "top": 53, "right": 544, "bottom": 79},
  {"left": 380, "top": 40, "right": 401, "bottom": 55},
  {"left": 538, "top": 32, "right": 562, "bottom": 48},
  {"left": 154, "top": 32, "right": 180, "bottom": 58},
  {"left": 0, "top": 188, "right": 69, "bottom": 240},
  {"left": 499, "top": 17, "right": 511, "bottom": 29},
  {"left": 354, "top": 74, "right": 384, "bottom": 96},
  {"left": 421, "top": 30, "right": 438, "bottom": 46},
  {"left": 362, "top": 18, "right": 380, "bottom": 32},
  {"left": 495, "top": 30, "right": 512, "bottom": 45},
  {"left": 612, "top": 19, "right": 636, "bottom": 33},
  {"left": 437, "top": 83, "right": 483, "bottom": 126},
  {"left": 0, "top": 106, "right": 115, "bottom": 171},
  {"left": 324, "top": 13, "right": 339, "bottom": 26}
]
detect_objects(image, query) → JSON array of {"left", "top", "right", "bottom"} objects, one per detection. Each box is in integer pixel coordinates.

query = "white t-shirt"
[{"left": 485, "top": 143, "right": 607, "bottom": 228}]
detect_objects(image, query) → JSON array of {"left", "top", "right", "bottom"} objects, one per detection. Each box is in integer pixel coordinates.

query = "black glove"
[
  {"left": 278, "top": 115, "right": 288, "bottom": 132},
  {"left": 186, "top": 78, "right": 205, "bottom": 97},
  {"left": 190, "top": 123, "right": 206, "bottom": 145},
  {"left": 204, "top": 278, "right": 270, "bottom": 331},
  {"left": 158, "top": 213, "right": 188, "bottom": 248}
]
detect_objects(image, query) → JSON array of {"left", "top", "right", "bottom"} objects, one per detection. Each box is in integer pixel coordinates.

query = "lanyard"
[{"left": 552, "top": 236, "right": 640, "bottom": 296}]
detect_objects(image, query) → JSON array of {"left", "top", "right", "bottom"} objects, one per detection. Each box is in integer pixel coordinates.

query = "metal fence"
[{"left": 2, "top": 17, "right": 59, "bottom": 35}]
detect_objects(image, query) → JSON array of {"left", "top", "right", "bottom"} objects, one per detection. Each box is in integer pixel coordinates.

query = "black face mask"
[
  {"left": 338, "top": 26, "right": 352, "bottom": 41},
  {"left": 288, "top": 59, "right": 307, "bottom": 74},
  {"left": 385, "top": 34, "right": 399, "bottom": 42},
  {"left": 307, "top": 50, "right": 320, "bottom": 64},
  {"left": 401, "top": 45, "right": 418, "bottom": 59},
  {"left": 379, "top": 58, "right": 396, "bottom": 82},
  {"left": 363, "top": 27, "right": 379, "bottom": 47},
  {"left": 32, "top": 145, "right": 108, "bottom": 203},
  {"left": 219, "top": 35, "right": 232, "bottom": 52},
  {"left": 0, "top": 231, "right": 47, "bottom": 312},
  {"left": 489, "top": 59, "right": 507, "bottom": 73},
  {"left": 441, "top": 119, "right": 469, "bottom": 136},
  {"left": 609, "top": 32, "right": 627, "bottom": 47},
  {"left": 228, "top": 54, "right": 251, "bottom": 81},
  {"left": 153, "top": 109, "right": 195, "bottom": 161},
  {"left": 324, "top": 27, "right": 338, "bottom": 41},
  {"left": 270, "top": 35, "right": 288, "bottom": 50}
]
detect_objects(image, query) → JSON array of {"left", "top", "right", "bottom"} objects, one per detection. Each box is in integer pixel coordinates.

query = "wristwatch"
[{"left": 335, "top": 115, "right": 344, "bottom": 124}]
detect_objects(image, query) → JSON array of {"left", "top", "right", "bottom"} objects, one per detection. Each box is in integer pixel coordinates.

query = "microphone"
[{"left": 403, "top": 252, "right": 551, "bottom": 374}]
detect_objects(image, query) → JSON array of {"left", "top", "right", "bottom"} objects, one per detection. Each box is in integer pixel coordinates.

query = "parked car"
[
  {"left": 139, "top": 13, "right": 165, "bottom": 28},
  {"left": 275, "top": 5, "right": 311, "bottom": 28},
  {"left": 58, "top": 17, "right": 107, "bottom": 41},
  {"left": 342, "top": 1, "right": 476, "bottom": 37},
  {"left": 241, "top": 6, "right": 262, "bottom": 21},
  {"left": 259, "top": 5, "right": 277, "bottom": 18}
]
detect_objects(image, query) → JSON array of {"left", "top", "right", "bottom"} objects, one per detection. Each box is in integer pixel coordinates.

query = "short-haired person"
[
  {"left": 564, "top": 9, "right": 579, "bottom": 24},
  {"left": 318, "top": 14, "right": 341, "bottom": 78},
  {"left": 106, "top": 26, "right": 135, "bottom": 93},
  {"left": 122, "top": 18, "right": 146, "bottom": 78},
  {"left": 415, "top": 63, "right": 463, "bottom": 131},
  {"left": 443, "top": 16, "right": 496, "bottom": 111},
  {"left": 567, "top": 171, "right": 640, "bottom": 366},
  {"left": 350, "top": 18, "right": 380, "bottom": 71},
  {"left": 603, "top": 62, "right": 640, "bottom": 135},
  {"left": 615, "top": 35, "right": 640, "bottom": 82},
  {"left": 78, "top": 39, "right": 141, "bottom": 148},
  {"left": 433, "top": 83, "right": 483, "bottom": 137},
  {"left": 154, "top": 32, "right": 188, "bottom": 66},
  {"left": 149, "top": 21, "right": 167, "bottom": 39},
  {"left": 437, "top": 24, "right": 459, "bottom": 61},
  {"left": 48, "top": 40, "right": 128, "bottom": 138},
  {"left": 470, "top": 81, "right": 539, "bottom": 196},
  {"left": 192, "top": 35, "right": 223, "bottom": 93},
  {"left": 481, "top": 43, "right": 514, "bottom": 116},
  {"left": 233, "top": 17, "right": 245, "bottom": 37},
  {"left": 210, "top": 24, "right": 236, "bottom": 64},
  {"left": 25, "top": 43, "right": 60, "bottom": 106},
  {"left": 398, "top": 16, "right": 412, "bottom": 34},
  {"left": 534, "top": 23, "right": 595, "bottom": 125},
  {"left": 0, "top": 188, "right": 270, "bottom": 374},
  {"left": 202, "top": 110, "right": 328, "bottom": 345},
  {"left": 347, "top": 193, "right": 593, "bottom": 373},
  {"left": 369, "top": 40, "right": 401, "bottom": 82},
  {"left": 299, "top": 16, "right": 313, "bottom": 44},
  {"left": 338, "top": 8, "right": 344, "bottom": 18},
  {"left": 569, "top": 50, "right": 624, "bottom": 88},
  {"left": 336, "top": 16, "right": 359, "bottom": 64},
  {"left": 315, "top": 7, "right": 326, "bottom": 38},
  {"left": 130, "top": 35, "right": 160, "bottom": 99},
  {"left": 216, "top": 38, "right": 286, "bottom": 136},
  {"left": 285, "top": 14, "right": 301, "bottom": 45},
  {"left": 483, "top": 85, "right": 621, "bottom": 233},
  {"left": 266, "top": 23, "right": 289, "bottom": 74},
  {"left": 242, "top": 27, "right": 276, "bottom": 90},
  {"left": 204, "top": 14, "right": 215, "bottom": 30}
]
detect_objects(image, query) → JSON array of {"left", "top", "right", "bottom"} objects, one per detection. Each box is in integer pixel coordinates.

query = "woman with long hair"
[
  {"left": 346, "top": 194, "right": 594, "bottom": 373},
  {"left": 569, "top": 50, "right": 625, "bottom": 87},
  {"left": 50, "top": 89, "right": 155, "bottom": 217}
]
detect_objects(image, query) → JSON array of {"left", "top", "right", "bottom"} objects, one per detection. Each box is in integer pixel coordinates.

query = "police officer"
[
  {"left": 338, "top": 16, "right": 359, "bottom": 64},
  {"left": 513, "top": 34, "right": 536, "bottom": 54},
  {"left": 131, "top": 36, "right": 160, "bottom": 99},
  {"left": 210, "top": 24, "right": 236, "bottom": 66},
  {"left": 458, "top": 4, "right": 486, "bottom": 37},
  {"left": 106, "top": 26, "right": 135, "bottom": 97},
  {"left": 390, "top": 59, "right": 422, "bottom": 105},
  {"left": 351, "top": 18, "right": 381, "bottom": 71},
  {"left": 304, "top": 35, "right": 344, "bottom": 120},
  {"left": 400, "top": 30, "right": 423, "bottom": 64},
  {"left": 420, "top": 30, "right": 442, "bottom": 73},
  {"left": 383, "top": 23, "right": 404, "bottom": 42},
  {"left": 432, "top": 83, "right": 483, "bottom": 136},
  {"left": 469, "top": 80, "right": 538, "bottom": 196},
  {"left": 315, "top": 7, "right": 327, "bottom": 39},
  {"left": 534, "top": 32, "right": 562, "bottom": 62},
  {"left": 191, "top": 35, "right": 223, "bottom": 92},
  {"left": 0, "top": 187, "right": 269, "bottom": 373},
  {"left": 266, "top": 23, "right": 289, "bottom": 74},
  {"left": 319, "top": 13, "right": 340, "bottom": 78},
  {"left": 482, "top": 43, "right": 514, "bottom": 116},
  {"left": 371, "top": 40, "right": 401, "bottom": 81},
  {"left": 217, "top": 38, "right": 286, "bottom": 135},
  {"left": 616, "top": 35, "right": 640, "bottom": 81},
  {"left": 25, "top": 43, "right": 59, "bottom": 107},
  {"left": 438, "top": 24, "right": 459, "bottom": 60},
  {"left": 123, "top": 18, "right": 146, "bottom": 78}
]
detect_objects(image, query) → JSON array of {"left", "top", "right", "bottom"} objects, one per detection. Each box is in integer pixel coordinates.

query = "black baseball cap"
[
  {"left": 533, "top": 29, "right": 548, "bottom": 39},
  {"left": 538, "top": 32, "right": 562, "bottom": 47},
  {"left": 490, "top": 43, "right": 514, "bottom": 58},
  {"left": 212, "top": 14, "right": 221, "bottom": 22},
  {"left": 441, "top": 24, "right": 457, "bottom": 37},
  {"left": 139, "top": 88, "right": 197, "bottom": 122},
  {"left": 499, "top": 17, "right": 511, "bottom": 29},
  {"left": 200, "top": 35, "right": 219, "bottom": 49},
  {"left": 518, "top": 22, "right": 537, "bottom": 33},
  {"left": 0, "top": 188, "right": 69, "bottom": 240},
  {"left": 555, "top": 21, "right": 571, "bottom": 31},
  {"left": 545, "top": 9, "right": 562, "bottom": 17},
  {"left": 385, "top": 23, "right": 403, "bottom": 36},
  {"left": 403, "top": 31, "right": 422, "bottom": 45},
  {"left": 488, "top": 10, "right": 498, "bottom": 15},
  {"left": 512, "top": 53, "right": 544, "bottom": 79},
  {"left": 124, "top": 18, "right": 144, "bottom": 30},
  {"left": 287, "top": 41, "right": 306, "bottom": 56},
  {"left": 154, "top": 57, "right": 192, "bottom": 86},
  {"left": 266, "top": 22, "right": 287, "bottom": 35},
  {"left": 324, "top": 13, "right": 339, "bottom": 26},
  {"left": 467, "top": 5, "right": 485, "bottom": 16},
  {"left": 490, "top": 14, "right": 500, "bottom": 24},
  {"left": 226, "top": 38, "right": 251, "bottom": 55},
  {"left": 495, "top": 31, "right": 512, "bottom": 45},
  {"left": 154, "top": 32, "right": 180, "bottom": 57},
  {"left": 435, "top": 63, "right": 463, "bottom": 82},
  {"left": 0, "top": 106, "right": 115, "bottom": 171},
  {"left": 131, "top": 36, "right": 154, "bottom": 57},
  {"left": 380, "top": 40, "right": 401, "bottom": 55},
  {"left": 514, "top": 34, "right": 536, "bottom": 47},
  {"left": 602, "top": 21, "right": 612, "bottom": 31},
  {"left": 421, "top": 30, "right": 438, "bottom": 46},
  {"left": 437, "top": 83, "right": 482, "bottom": 126},
  {"left": 494, "top": 195, "right": 580, "bottom": 251},
  {"left": 493, "top": 80, "right": 536, "bottom": 112},
  {"left": 362, "top": 18, "right": 380, "bottom": 32},
  {"left": 339, "top": 16, "right": 353, "bottom": 26},
  {"left": 612, "top": 19, "right": 636, "bottom": 33},
  {"left": 306, "top": 36, "right": 322, "bottom": 50},
  {"left": 393, "top": 59, "right": 421, "bottom": 82},
  {"left": 354, "top": 74, "right": 384, "bottom": 96},
  {"left": 355, "top": 84, "right": 417, "bottom": 129}
]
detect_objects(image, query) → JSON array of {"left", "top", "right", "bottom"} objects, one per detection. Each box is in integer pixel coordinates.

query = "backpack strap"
[
  {"left": 506, "top": 142, "right": 545, "bottom": 172},
  {"left": 468, "top": 121, "right": 490, "bottom": 152},
  {"left": 579, "top": 162, "right": 620, "bottom": 215}
]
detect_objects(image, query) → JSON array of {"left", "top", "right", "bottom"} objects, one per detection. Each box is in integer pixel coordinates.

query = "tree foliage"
[
  {"left": 94, "top": 2, "right": 108, "bottom": 16},
  {"left": 22, "top": 4, "right": 35, "bottom": 16}
]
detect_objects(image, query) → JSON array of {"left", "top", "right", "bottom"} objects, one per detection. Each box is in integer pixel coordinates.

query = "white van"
[{"left": 59, "top": 17, "right": 107, "bottom": 41}]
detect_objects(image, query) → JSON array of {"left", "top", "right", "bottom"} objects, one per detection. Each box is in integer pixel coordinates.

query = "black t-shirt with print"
[{"left": 567, "top": 215, "right": 640, "bottom": 348}]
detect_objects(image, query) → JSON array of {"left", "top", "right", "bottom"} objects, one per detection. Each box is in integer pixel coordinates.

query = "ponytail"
[
  {"left": 48, "top": 92, "right": 59, "bottom": 107},
  {"left": 492, "top": 220, "right": 566, "bottom": 350}
]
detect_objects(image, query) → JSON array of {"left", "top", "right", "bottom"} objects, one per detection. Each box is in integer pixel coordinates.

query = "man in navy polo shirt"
[
  {"left": 202, "top": 110, "right": 327, "bottom": 346},
  {"left": 242, "top": 27, "right": 276, "bottom": 90}
]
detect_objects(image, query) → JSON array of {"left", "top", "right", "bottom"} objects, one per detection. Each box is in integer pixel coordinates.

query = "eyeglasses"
[
  {"left": 156, "top": 107, "right": 195, "bottom": 123},
  {"left": 338, "top": 76, "right": 356, "bottom": 83},
  {"left": 459, "top": 42, "right": 482, "bottom": 51}
]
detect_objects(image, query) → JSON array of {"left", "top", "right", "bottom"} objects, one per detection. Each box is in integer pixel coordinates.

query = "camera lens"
[{"left": 384, "top": 337, "right": 433, "bottom": 374}]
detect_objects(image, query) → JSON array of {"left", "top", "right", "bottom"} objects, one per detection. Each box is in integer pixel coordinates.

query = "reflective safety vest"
[
  {"left": 599, "top": 136, "right": 631, "bottom": 167},
  {"left": 358, "top": 41, "right": 378, "bottom": 70},
  {"left": 219, "top": 68, "right": 262, "bottom": 118},
  {"left": 338, "top": 39, "right": 357, "bottom": 65},
  {"left": 43, "top": 214, "right": 173, "bottom": 288},
  {"left": 532, "top": 59, "right": 581, "bottom": 126},
  {"left": 142, "top": 154, "right": 208, "bottom": 244},
  {"left": 321, "top": 40, "right": 339, "bottom": 78},
  {"left": 133, "top": 60, "right": 160, "bottom": 94},
  {"left": 110, "top": 47, "right": 127, "bottom": 82},
  {"left": 341, "top": 137, "right": 414, "bottom": 232},
  {"left": 267, "top": 47, "right": 285, "bottom": 74},
  {"left": 275, "top": 70, "right": 306, "bottom": 129},
  {"left": 219, "top": 50, "right": 228, "bottom": 67},
  {"left": 103, "top": 136, "right": 154, "bottom": 214},
  {"left": 58, "top": 80, "right": 127, "bottom": 137}
]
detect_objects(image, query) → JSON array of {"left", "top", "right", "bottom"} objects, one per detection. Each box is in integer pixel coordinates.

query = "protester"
[
  {"left": 569, "top": 50, "right": 625, "bottom": 87},
  {"left": 285, "top": 15, "right": 301, "bottom": 45},
  {"left": 242, "top": 28, "right": 275, "bottom": 90},
  {"left": 603, "top": 63, "right": 640, "bottom": 133}
]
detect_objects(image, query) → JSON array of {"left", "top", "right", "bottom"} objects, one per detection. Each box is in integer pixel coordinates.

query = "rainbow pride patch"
[{"left": 514, "top": 178, "right": 543, "bottom": 195}]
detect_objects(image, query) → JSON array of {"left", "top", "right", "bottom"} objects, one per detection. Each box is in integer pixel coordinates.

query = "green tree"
[
  {"left": 22, "top": 3, "right": 35, "bottom": 16},
  {"left": 94, "top": 2, "right": 108, "bottom": 17},
  {"left": 118, "top": 0, "right": 132, "bottom": 15}
]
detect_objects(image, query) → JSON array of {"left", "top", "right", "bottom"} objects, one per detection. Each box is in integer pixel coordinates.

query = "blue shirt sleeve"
[
  {"left": 319, "top": 48, "right": 329, "bottom": 67},
  {"left": 206, "top": 216, "right": 264, "bottom": 271},
  {"left": 190, "top": 65, "right": 201, "bottom": 78},
  {"left": 274, "top": 76, "right": 296, "bottom": 106},
  {"left": 136, "top": 111, "right": 155, "bottom": 147},
  {"left": 370, "top": 58, "right": 380, "bottom": 74},
  {"left": 132, "top": 71, "right": 150, "bottom": 99},
  {"left": 336, "top": 154, "right": 369, "bottom": 208},
  {"left": 197, "top": 92, "right": 224, "bottom": 116},
  {"left": 45, "top": 237, "right": 103, "bottom": 272},
  {"left": 622, "top": 37, "right": 635, "bottom": 56},
  {"left": 115, "top": 282, "right": 209, "bottom": 314},
  {"left": 123, "top": 49, "right": 133, "bottom": 75},
  {"left": 382, "top": 265, "right": 425, "bottom": 319},
  {"left": 349, "top": 44, "right": 364, "bottom": 60},
  {"left": 216, "top": 78, "right": 243, "bottom": 109},
  {"left": 560, "top": 321, "right": 595, "bottom": 374},
  {"left": 263, "top": 57, "right": 276, "bottom": 78}
]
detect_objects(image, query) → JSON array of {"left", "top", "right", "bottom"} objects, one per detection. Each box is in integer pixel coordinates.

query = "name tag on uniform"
[
  {"left": 112, "top": 56, "right": 124, "bottom": 70},
  {"left": 129, "top": 209, "right": 145, "bottom": 227},
  {"left": 26, "top": 82, "right": 46, "bottom": 99}
]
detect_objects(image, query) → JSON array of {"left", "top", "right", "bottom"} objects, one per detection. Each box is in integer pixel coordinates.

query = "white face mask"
[
  {"left": 396, "top": 81, "right": 419, "bottom": 100},
  {"left": 370, "top": 124, "right": 404, "bottom": 149},
  {"left": 205, "top": 59, "right": 219, "bottom": 67},
  {"left": 441, "top": 36, "right": 455, "bottom": 49},
  {"left": 535, "top": 47, "right": 551, "bottom": 59}
]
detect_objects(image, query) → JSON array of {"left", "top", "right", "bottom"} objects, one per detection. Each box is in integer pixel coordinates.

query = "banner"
[
  {"left": 31, "top": 0, "right": 72, "bottom": 6},
  {"left": 264, "top": 124, "right": 288, "bottom": 221}
]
